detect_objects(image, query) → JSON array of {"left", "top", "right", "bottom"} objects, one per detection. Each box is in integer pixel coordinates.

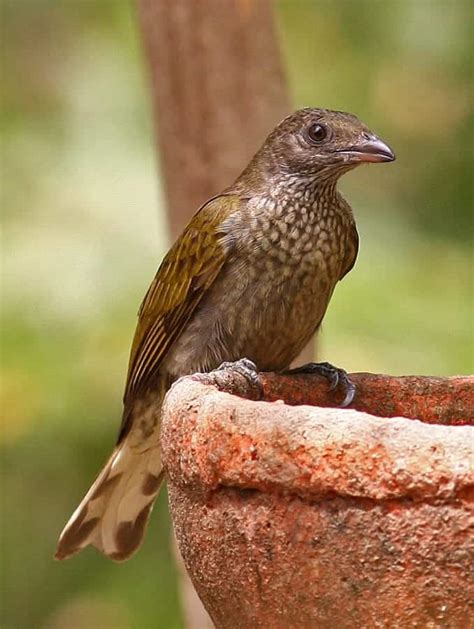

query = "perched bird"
[{"left": 56, "top": 108, "right": 394, "bottom": 561}]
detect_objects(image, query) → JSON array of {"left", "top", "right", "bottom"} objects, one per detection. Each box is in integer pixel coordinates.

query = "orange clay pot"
[{"left": 161, "top": 371, "right": 474, "bottom": 629}]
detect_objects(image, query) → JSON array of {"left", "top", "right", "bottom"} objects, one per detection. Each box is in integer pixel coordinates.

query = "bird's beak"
[{"left": 338, "top": 135, "right": 395, "bottom": 163}]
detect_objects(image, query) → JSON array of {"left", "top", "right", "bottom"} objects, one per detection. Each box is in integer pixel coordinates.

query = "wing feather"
[{"left": 122, "top": 195, "right": 238, "bottom": 407}]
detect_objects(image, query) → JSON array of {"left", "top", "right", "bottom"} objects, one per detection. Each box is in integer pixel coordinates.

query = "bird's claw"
[
  {"left": 283, "top": 361, "right": 356, "bottom": 408},
  {"left": 216, "top": 358, "right": 263, "bottom": 396}
]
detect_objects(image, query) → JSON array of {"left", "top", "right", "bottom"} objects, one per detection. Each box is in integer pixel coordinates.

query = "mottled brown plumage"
[{"left": 56, "top": 108, "right": 394, "bottom": 561}]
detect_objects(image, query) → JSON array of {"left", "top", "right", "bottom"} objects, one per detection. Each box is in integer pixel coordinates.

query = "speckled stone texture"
[{"left": 161, "top": 372, "right": 474, "bottom": 628}]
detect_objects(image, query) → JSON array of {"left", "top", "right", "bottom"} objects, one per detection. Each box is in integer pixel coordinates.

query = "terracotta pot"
[{"left": 161, "top": 371, "right": 474, "bottom": 628}]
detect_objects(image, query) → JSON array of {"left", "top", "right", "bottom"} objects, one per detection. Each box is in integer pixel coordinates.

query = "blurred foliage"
[{"left": 1, "top": 1, "right": 472, "bottom": 628}]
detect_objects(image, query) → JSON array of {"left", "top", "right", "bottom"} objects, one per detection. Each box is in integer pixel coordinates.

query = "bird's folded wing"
[{"left": 121, "top": 195, "right": 239, "bottom": 418}]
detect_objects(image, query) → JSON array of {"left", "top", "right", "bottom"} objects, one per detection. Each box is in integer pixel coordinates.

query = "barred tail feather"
[{"left": 55, "top": 441, "right": 163, "bottom": 561}]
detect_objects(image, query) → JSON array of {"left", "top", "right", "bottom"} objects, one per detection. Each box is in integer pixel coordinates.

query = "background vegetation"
[{"left": 2, "top": 1, "right": 472, "bottom": 627}]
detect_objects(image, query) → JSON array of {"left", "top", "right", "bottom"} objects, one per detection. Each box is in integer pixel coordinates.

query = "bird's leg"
[
  {"left": 216, "top": 358, "right": 262, "bottom": 391},
  {"left": 192, "top": 358, "right": 263, "bottom": 399},
  {"left": 282, "top": 361, "right": 356, "bottom": 408}
]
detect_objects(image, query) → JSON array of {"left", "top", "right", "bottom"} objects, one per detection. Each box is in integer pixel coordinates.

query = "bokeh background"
[{"left": 2, "top": 1, "right": 472, "bottom": 628}]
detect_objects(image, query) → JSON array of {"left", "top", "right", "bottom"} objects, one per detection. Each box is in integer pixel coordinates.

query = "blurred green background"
[{"left": 1, "top": 1, "right": 472, "bottom": 628}]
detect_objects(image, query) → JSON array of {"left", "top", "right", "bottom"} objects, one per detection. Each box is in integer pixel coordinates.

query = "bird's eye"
[{"left": 307, "top": 123, "right": 327, "bottom": 144}]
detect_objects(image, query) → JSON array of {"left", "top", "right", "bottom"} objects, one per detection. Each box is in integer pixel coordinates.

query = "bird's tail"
[{"left": 55, "top": 426, "right": 163, "bottom": 562}]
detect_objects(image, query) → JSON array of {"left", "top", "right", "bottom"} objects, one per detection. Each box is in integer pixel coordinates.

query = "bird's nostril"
[{"left": 362, "top": 131, "right": 372, "bottom": 141}]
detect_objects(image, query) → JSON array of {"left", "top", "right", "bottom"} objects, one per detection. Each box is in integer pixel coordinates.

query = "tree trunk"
[{"left": 137, "top": 0, "right": 290, "bottom": 237}]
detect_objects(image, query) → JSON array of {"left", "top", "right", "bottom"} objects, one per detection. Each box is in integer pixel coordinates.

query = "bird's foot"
[
  {"left": 217, "top": 358, "right": 262, "bottom": 393},
  {"left": 193, "top": 358, "right": 262, "bottom": 398},
  {"left": 283, "top": 361, "right": 356, "bottom": 408},
  {"left": 213, "top": 358, "right": 264, "bottom": 399}
]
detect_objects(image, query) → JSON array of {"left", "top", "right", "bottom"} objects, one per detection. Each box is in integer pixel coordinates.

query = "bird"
[{"left": 55, "top": 107, "right": 395, "bottom": 562}]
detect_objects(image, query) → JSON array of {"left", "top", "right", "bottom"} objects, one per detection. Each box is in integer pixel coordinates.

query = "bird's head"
[{"left": 260, "top": 107, "right": 395, "bottom": 181}]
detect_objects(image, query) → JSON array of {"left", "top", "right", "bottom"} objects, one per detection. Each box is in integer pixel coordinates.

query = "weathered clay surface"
[
  {"left": 260, "top": 372, "right": 474, "bottom": 425},
  {"left": 161, "top": 372, "right": 474, "bottom": 628}
]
